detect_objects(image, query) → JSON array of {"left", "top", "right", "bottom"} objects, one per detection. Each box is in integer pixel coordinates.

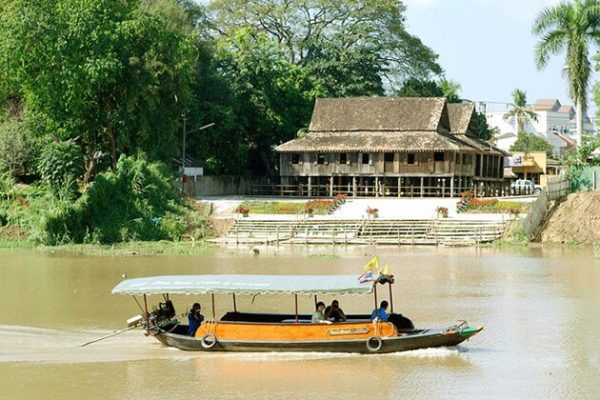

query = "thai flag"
[{"left": 358, "top": 270, "right": 374, "bottom": 284}]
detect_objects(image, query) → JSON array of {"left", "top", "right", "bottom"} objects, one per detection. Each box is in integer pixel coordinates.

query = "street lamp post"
[{"left": 181, "top": 116, "right": 215, "bottom": 181}]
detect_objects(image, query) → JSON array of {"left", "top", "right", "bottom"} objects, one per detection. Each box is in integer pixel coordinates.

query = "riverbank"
[
  {"left": 541, "top": 191, "right": 600, "bottom": 245},
  {"left": 0, "top": 239, "right": 212, "bottom": 256}
]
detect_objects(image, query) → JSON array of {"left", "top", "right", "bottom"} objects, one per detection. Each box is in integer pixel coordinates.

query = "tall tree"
[
  {"left": 0, "top": 0, "right": 197, "bottom": 176},
  {"left": 208, "top": 0, "right": 441, "bottom": 94},
  {"left": 533, "top": 0, "right": 600, "bottom": 143},
  {"left": 503, "top": 89, "right": 538, "bottom": 134}
]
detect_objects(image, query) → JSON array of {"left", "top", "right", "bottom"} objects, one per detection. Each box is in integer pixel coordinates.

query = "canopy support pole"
[
  {"left": 211, "top": 294, "right": 216, "bottom": 320},
  {"left": 314, "top": 295, "right": 317, "bottom": 308},
  {"left": 295, "top": 294, "right": 299, "bottom": 323},
  {"left": 373, "top": 284, "right": 378, "bottom": 312},
  {"left": 388, "top": 283, "right": 394, "bottom": 313},
  {"left": 132, "top": 295, "right": 145, "bottom": 314},
  {"left": 143, "top": 294, "right": 150, "bottom": 336},
  {"left": 232, "top": 293, "right": 237, "bottom": 313}
]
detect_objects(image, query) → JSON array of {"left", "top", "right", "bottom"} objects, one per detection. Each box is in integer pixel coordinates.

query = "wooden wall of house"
[{"left": 278, "top": 151, "right": 497, "bottom": 177}]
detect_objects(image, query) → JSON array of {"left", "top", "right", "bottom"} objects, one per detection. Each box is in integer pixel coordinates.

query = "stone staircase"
[{"left": 212, "top": 218, "right": 507, "bottom": 246}]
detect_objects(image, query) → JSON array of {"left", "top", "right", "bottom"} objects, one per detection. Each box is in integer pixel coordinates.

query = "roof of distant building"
[{"left": 533, "top": 99, "right": 561, "bottom": 112}]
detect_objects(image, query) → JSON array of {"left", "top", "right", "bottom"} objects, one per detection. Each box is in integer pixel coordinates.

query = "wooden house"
[{"left": 275, "top": 97, "right": 507, "bottom": 197}]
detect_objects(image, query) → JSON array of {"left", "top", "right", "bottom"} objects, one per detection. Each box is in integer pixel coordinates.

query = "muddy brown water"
[{"left": 1, "top": 245, "right": 600, "bottom": 399}]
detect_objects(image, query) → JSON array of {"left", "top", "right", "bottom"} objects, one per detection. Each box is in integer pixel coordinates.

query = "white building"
[{"left": 486, "top": 98, "right": 593, "bottom": 155}]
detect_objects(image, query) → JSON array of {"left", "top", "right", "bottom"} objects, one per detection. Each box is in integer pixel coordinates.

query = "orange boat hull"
[{"left": 195, "top": 321, "right": 397, "bottom": 341}]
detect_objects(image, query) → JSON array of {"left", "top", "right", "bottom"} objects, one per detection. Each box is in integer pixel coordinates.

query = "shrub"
[{"left": 37, "top": 141, "right": 84, "bottom": 191}]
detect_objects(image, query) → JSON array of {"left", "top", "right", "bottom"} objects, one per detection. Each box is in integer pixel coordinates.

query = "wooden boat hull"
[{"left": 153, "top": 321, "right": 483, "bottom": 354}]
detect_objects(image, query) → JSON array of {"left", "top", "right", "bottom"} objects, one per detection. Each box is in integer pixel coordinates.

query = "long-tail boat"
[{"left": 112, "top": 273, "right": 483, "bottom": 354}]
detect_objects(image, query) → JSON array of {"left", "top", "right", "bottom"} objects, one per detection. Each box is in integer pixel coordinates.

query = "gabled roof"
[
  {"left": 557, "top": 105, "right": 575, "bottom": 116},
  {"left": 308, "top": 97, "right": 447, "bottom": 132},
  {"left": 533, "top": 99, "right": 561, "bottom": 112},
  {"left": 447, "top": 103, "right": 478, "bottom": 134}
]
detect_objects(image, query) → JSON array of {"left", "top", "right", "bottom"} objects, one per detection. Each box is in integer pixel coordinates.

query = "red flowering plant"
[
  {"left": 235, "top": 206, "right": 250, "bottom": 216},
  {"left": 436, "top": 206, "right": 449, "bottom": 218}
]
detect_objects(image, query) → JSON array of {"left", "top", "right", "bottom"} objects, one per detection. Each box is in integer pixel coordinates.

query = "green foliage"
[
  {"left": 396, "top": 77, "right": 461, "bottom": 103},
  {"left": 37, "top": 141, "right": 84, "bottom": 190},
  {"left": 510, "top": 132, "right": 553, "bottom": 155},
  {"left": 475, "top": 112, "right": 494, "bottom": 141},
  {"left": 239, "top": 201, "right": 306, "bottom": 214},
  {"left": 0, "top": 118, "right": 38, "bottom": 176},
  {"left": 0, "top": 0, "right": 197, "bottom": 166},
  {"left": 397, "top": 78, "right": 443, "bottom": 97},
  {"left": 215, "top": 30, "right": 321, "bottom": 174}
]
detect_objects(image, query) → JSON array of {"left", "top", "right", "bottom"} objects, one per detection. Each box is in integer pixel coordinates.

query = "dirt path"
[{"left": 541, "top": 191, "right": 600, "bottom": 244}]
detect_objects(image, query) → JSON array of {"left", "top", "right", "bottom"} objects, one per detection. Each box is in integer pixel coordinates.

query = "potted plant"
[
  {"left": 436, "top": 206, "right": 449, "bottom": 218},
  {"left": 366, "top": 206, "right": 379, "bottom": 219},
  {"left": 305, "top": 205, "right": 314, "bottom": 217},
  {"left": 236, "top": 206, "right": 250, "bottom": 217}
]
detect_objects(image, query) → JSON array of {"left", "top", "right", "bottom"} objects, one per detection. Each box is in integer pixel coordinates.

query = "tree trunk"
[
  {"left": 576, "top": 101, "right": 583, "bottom": 145},
  {"left": 107, "top": 122, "right": 117, "bottom": 170}
]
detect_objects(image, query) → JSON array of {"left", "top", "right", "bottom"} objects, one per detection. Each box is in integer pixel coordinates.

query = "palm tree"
[
  {"left": 533, "top": 0, "right": 600, "bottom": 143},
  {"left": 503, "top": 89, "right": 538, "bottom": 134},
  {"left": 439, "top": 78, "right": 462, "bottom": 103}
]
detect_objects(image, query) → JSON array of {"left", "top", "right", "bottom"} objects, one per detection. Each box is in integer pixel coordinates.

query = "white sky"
[{"left": 403, "top": 0, "right": 599, "bottom": 115}]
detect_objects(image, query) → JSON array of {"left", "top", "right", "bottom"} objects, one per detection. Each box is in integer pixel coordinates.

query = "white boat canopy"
[{"left": 112, "top": 274, "right": 374, "bottom": 296}]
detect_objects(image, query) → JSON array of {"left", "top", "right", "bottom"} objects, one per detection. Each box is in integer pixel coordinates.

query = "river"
[{"left": 1, "top": 245, "right": 599, "bottom": 399}]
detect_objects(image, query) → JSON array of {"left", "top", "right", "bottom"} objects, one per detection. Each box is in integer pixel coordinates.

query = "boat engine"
[{"left": 148, "top": 300, "right": 176, "bottom": 327}]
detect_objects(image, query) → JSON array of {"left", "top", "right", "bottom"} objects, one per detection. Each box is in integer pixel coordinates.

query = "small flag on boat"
[
  {"left": 380, "top": 265, "right": 389, "bottom": 275},
  {"left": 363, "top": 256, "right": 379, "bottom": 271},
  {"left": 358, "top": 270, "right": 374, "bottom": 283}
]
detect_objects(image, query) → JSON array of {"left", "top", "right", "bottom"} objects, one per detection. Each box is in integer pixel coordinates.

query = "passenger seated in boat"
[
  {"left": 370, "top": 300, "right": 389, "bottom": 322},
  {"left": 324, "top": 300, "right": 346, "bottom": 322},
  {"left": 311, "top": 302, "right": 332, "bottom": 324},
  {"left": 187, "top": 303, "right": 204, "bottom": 336}
]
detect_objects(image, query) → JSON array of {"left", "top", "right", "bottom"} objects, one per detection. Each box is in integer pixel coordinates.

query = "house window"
[
  {"left": 291, "top": 154, "right": 300, "bottom": 164},
  {"left": 456, "top": 153, "right": 461, "bottom": 165},
  {"left": 384, "top": 153, "right": 394, "bottom": 162},
  {"left": 407, "top": 153, "right": 415, "bottom": 165},
  {"left": 339, "top": 153, "right": 347, "bottom": 164},
  {"left": 362, "top": 153, "right": 370, "bottom": 164},
  {"left": 463, "top": 154, "right": 468, "bottom": 164},
  {"left": 317, "top": 154, "right": 326, "bottom": 164},
  {"left": 434, "top": 152, "right": 444, "bottom": 161}
]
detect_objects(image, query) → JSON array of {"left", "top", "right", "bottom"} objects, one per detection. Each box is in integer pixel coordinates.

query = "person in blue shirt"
[
  {"left": 187, "top": 303, "right": 204, "bottom": 336},
  {"left": 371, "top": 300, "right": 389, "bottom": 322}
]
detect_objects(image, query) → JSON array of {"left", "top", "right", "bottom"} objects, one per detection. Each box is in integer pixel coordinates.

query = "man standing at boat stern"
[
  {"left": 371, "top": 301, "right": 389, "bottom": 322},
  {"left": 188, "top": 303, "right": 204, "bottom": 336}
]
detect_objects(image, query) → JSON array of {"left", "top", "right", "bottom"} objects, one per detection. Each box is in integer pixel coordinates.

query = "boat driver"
[
  {"left": 187, "top": 303, "right": 205, "bottom": 336},
  {"left": 324, "top": 300, "right": 346, "bottom": 322},
  {"left": 371, "top": 300, "right": 389, "bottom": 322}
]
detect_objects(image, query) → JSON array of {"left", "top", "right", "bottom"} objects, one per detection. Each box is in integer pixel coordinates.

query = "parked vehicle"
[{"left": 511, "top": 179, "right": 542, "bottom": 195}]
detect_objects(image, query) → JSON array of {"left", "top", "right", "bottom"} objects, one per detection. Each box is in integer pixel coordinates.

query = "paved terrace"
[{"left": 201, "top": 196, "right": 535, "bottom": 221}]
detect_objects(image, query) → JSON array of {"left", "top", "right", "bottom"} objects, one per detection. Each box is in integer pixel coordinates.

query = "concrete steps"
[{"left": 212, "top": 218, "right": 507, "bottom": 246}]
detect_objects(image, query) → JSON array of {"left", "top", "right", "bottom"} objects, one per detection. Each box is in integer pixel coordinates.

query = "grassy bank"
[{"left": 0, "top": 239, "right": 212, "bottom": 256}]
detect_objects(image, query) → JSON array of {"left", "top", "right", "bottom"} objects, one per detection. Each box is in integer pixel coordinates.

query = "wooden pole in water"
[
  {"left": 211, "top": 293, "right": 216, "bottom": 320},
  {"left": 232, "top": 293, "right": 237, "bottom": 313},
  {"left": 314, "top": 295, "right": 318, "bottom": 308},
  {"left": 295, "top": 294, "right": 299, "bottom": 323}
]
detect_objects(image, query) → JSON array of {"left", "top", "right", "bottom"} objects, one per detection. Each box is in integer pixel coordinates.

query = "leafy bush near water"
[{"left": 0, "top": 155, "right": 208, "bottom": 244}]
